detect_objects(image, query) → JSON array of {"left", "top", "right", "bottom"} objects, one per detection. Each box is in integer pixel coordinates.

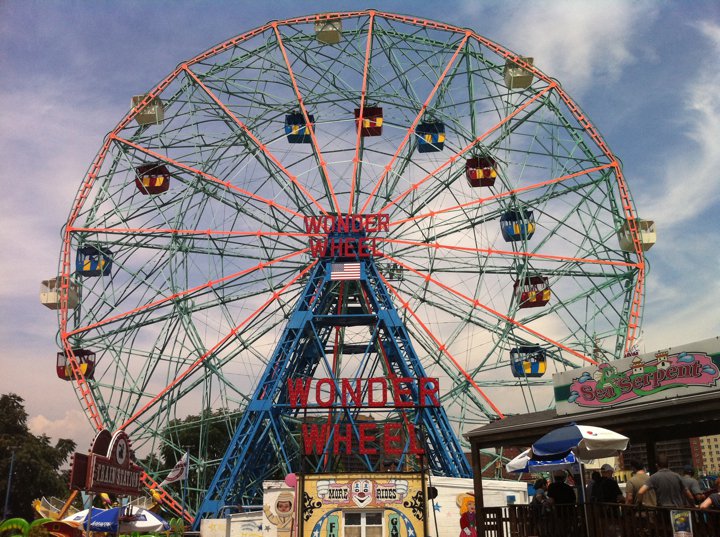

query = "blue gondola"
[
  {"left": 510, "top": 345, "right": 546, "bottom": 377},
  {"left": 76, "top": 246, "right": 112, "bottom": 277},
  {"left": 285, "top": 112, "right": 315, "bottom": 143},
  {"left": 416, "top": 121, "right": 445, "bottom": 153},
  {"left": 500, "top": 209, "right": 536, "bottom": 242}
]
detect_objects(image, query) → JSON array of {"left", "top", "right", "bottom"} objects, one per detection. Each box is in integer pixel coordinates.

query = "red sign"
[
  {"left": 302, "top": 422, "right": 424, "bottom": 456},
  {"left": 304, "top": 214, "right": 388, "bottom": 258},
  {"left": 293, "top": 378, "right": 435, "bottom": 456},
  {"left": 69, "top": 429, "right": 143, "bottom": 496},
  {"left": 288, "top": 377, "right": 440, "bottom": 408},
  {"left": 303, "top": 214, "right": 389, "bottom": 234}
]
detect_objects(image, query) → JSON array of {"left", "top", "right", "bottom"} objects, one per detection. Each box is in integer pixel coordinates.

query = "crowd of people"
[
  {"left": 531, "top": 454, "right": 719, "bottom": 509},
  {"left": 527, "top": 454, "right": 720, "bottom": 535}
]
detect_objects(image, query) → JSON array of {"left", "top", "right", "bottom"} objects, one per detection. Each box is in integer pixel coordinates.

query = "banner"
[{"left": 160, "top": 452, "right": 189, "bottom": 487}]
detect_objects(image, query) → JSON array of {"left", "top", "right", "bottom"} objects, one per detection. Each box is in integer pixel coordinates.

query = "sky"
[{"left": 0, "top": 0, "right": 719, "bottom": 452}]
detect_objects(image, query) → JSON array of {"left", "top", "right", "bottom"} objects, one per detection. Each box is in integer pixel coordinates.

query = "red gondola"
[
  {"left": 465, "top": 156, "right": 497, "bottom": 187},
  {"left": 514, "top": 275, "right": 551, "bottom": 309},
  {"left": 135, "top": 163, "right": 170, "bottom": 195},
  {"left": 354, "top": 107, "right": 383, "bottom": 137},
  {"left": 56, "top": 349, "right": 96, "bottom": 380}
]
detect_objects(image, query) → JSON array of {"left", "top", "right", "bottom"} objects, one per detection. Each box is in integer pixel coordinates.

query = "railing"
[{"left": 480, "top": 503, "right": 720, "bottom": 537}]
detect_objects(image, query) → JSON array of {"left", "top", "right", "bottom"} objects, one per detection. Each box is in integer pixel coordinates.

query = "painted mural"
[
  {"left": 455, "top": 493, "right": 476, "bottom": 537},
  {"left": 301, "top": 473, "right": 425, "bottom": 537},
  {"left": 264, "top": 490, "right": 296, "bottom": 537}
]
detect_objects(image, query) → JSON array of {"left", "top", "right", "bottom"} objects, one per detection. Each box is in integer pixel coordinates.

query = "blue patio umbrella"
[
  {"left": 527, "top": 423, "right": 629, "bottom": 537},
  {"left": 506, "top": 448, "right": 579, "bottom": 474},
  {"left": 65, "top": 506, "right": 170, "bottom": 534},
  {"left": 531, "top": 423, "right": 629, "bottom": 460}
]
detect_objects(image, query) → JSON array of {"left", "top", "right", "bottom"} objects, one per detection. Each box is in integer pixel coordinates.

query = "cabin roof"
[{"left": 464, "top": 390, "right": 720, "bottom": 449}]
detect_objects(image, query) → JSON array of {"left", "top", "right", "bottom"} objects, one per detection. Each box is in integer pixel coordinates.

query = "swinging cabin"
[
  {"left": 500, "top": 209, "right": 536, "bottom": 242},
  {"left": 514, "top": 275, "right": 551, "bottom": 309},
  {"left": 76, "top": 246, "right": 112, "bottom": 277},
  {"left": 135, "top": 163, "right": 170, "bottom": 195},
  {"left": 466, "top": 156, "right": 497, "bottom": 187},
  {"left": 510, "top": 345, "right": 547, "bottom": 377},
  {"left": 416, "top": 121, "right": 445, "bottom": 153},
  {"left": 285, "top": 112, "right": 315, "bottom": 143},
  {"left": 56, "top": 349, "right": 96, "bottom": 381}
]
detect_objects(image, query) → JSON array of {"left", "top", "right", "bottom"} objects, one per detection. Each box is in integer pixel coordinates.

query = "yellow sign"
[{"left": 301, "top": 473, "right": 425, "bottom": 537}]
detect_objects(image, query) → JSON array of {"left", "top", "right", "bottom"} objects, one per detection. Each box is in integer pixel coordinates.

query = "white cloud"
[
  {"left": 459, "top": 0, "right": 657, "bottom": 94},
  {"left": 29, "top": 409, "right": 97, "bottom": 448},
  {"left": 635, "top": 21, "right": 720, "bottom": 349},
  {"left": 0, "top": 83, "right": 116, "bottom": 300},
  {"left": 638, "top": 21, "right": 720, "bottom": 225}
]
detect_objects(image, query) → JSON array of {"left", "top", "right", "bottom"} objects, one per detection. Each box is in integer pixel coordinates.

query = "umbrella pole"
[
  {"left": 576, "top": 461, "right": 590, "bottom": 537},
  {"left": 86, "top": 494, "right": 94, "bottom": 537}
]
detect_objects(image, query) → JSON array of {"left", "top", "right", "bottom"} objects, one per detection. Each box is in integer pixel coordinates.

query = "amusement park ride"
[{"left": 41, "top": 10, "right": 655, "bottom": 527}]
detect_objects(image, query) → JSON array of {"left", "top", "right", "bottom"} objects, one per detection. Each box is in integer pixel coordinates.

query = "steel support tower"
[{"left": 193, "top": 227, "right": 471, "bottom": 527}]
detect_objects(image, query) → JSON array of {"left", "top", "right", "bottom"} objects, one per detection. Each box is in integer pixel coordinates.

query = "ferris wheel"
[{"left": 47, "top": 10, "right": 651, "bottom": 516}]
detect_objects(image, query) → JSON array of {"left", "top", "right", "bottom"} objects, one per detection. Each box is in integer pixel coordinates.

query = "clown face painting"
[{"left": 351, "top": 480, "right": 373, "bottom": 508}]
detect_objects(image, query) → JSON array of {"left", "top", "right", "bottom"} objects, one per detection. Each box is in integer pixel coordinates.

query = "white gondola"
[
  {"left": 618, "top": 219, "right": 656, "bottom": 252},
  {"left": 131, "top": 94, "right": 164, "bottom": 126},
  {"left": 503, "top": 56, "right": 534, "bottom": 89},
  {"left": 315, "top": 19, "right": 342, "bottom": 44},
  {"left": 40, "top": 277, "right": 79, "bottom": 310}
]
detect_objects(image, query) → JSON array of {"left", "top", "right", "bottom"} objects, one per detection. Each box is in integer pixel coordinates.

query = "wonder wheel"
[{"left": 50, "top": 10, "right": 648, "bottom": 517}]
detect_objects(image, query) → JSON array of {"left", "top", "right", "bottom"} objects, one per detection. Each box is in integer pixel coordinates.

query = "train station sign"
[{"left": 69, "top": 429, "right": 143, "bottom": 496}]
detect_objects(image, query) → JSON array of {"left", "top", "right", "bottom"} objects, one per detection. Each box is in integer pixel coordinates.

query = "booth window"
[{"left": 344, "top": 512, "right": 382, "bottom": 537}]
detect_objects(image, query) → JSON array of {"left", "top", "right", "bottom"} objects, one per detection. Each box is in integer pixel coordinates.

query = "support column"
[{"left": 471, "top": 440, "right": 485, "bottom": 537}]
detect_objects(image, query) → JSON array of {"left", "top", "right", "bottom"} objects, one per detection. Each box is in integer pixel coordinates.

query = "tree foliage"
[
  {"left": 158, "top": 409, "right": 239, "bottom": 470},
  {"left": 138, "top": 409, "right": 242, "bottom": 511},
  {"left": 0, "top": 394, "right": 76, "bottom": 521}
]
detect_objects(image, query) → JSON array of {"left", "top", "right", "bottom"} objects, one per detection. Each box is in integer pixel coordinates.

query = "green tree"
[
  {"left": 0, "top": 393, "right": 76, "bottom": 521},
  {"left": 149, "top": 409, "right": 242, "bottom": 511}
]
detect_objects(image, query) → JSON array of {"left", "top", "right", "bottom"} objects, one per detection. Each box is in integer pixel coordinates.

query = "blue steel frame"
[{"left": 192, "top": 236, "right": 471, "bottom": 527}]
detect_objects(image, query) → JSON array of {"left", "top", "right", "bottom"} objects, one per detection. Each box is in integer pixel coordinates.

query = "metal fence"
[{"left": 479, "top": 503, "right": 720, "bottom": 537}]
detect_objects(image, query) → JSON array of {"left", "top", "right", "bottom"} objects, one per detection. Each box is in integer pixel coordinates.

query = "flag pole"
[{"left": 181, "top": 448, "right": 190, "bottom": 522}]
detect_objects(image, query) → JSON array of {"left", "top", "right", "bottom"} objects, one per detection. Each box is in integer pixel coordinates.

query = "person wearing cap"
[
  {"left": 594, "top": 464, "right": 623, "bottom": 503},
  {"left": 637, "top": 453, "right": 694, "bottom": 508},
  {"left": 681, "top": 465, "right": 704, "bottom": 505}
]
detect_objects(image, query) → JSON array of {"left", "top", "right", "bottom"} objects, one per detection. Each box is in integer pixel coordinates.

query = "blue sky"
[{"left": 1, "top": 0, "right": 718, "bottom": 449}]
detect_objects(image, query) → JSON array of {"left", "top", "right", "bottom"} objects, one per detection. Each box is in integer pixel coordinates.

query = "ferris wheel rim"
[{"left": 53, "top": 9, "right": 647, "bottom": 515}]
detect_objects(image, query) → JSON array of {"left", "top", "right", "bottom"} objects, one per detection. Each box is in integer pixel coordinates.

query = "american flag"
[{"left": 330, "top": 262, "right": 361, "bottom": 280}]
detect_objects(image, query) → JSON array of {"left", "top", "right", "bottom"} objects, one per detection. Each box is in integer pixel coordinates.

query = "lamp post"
[{"left": 3, "top": 448, "right": 17, "bottom": 520}]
